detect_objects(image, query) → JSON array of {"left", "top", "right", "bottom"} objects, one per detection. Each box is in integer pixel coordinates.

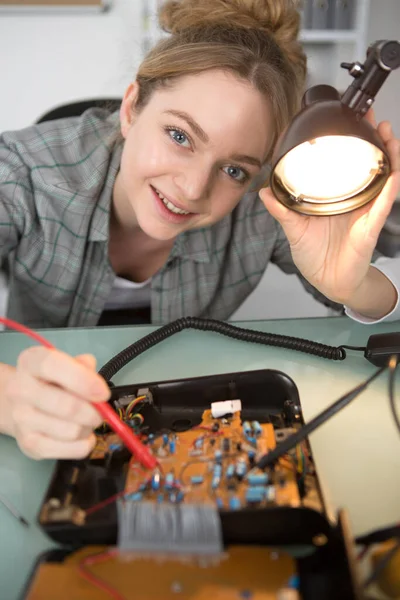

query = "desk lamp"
[{"left": 270, "top": 40, "right": 400, "bottom": 216}]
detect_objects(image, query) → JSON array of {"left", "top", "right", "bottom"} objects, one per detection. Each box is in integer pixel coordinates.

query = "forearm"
[
  {"left": 344, "top": 265, "right": 398, "bottom": 320},
  {"left": 0, "top": 363, "right": 16, "bottom": 436}
]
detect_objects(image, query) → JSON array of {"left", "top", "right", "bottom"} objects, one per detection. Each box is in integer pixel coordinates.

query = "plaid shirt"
[{"left": 0, "top": 108, "right": 339, "bottom": 328}]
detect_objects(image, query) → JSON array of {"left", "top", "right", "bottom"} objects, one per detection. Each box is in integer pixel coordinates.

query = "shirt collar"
[{"left": 89, "top": 141, "right": 123, "bottom": 242}]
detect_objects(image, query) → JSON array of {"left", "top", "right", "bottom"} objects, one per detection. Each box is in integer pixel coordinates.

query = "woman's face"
[{"left": 115, "top": 69, "right": 273, "bottom": 240}]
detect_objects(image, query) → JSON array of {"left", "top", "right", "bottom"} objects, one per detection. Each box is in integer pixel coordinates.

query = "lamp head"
[{"left": 270, "top": 40, "right": 400, "bottom": 216}]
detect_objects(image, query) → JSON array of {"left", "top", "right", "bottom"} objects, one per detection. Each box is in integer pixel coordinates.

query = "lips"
[
  {"left": 150, "top": 185, "right": 198, "bottom": 224},
  {"left": 153, "top": 187, "right": 192, "bottom": 215}
]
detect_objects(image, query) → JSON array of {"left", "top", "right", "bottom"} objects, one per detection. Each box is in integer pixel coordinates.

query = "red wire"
[
  {"left": 78, "top": 549, "right": 127, "bottom": 600},
  {"left": 0, "top": 317, "right": 157, "bottom": 469}
]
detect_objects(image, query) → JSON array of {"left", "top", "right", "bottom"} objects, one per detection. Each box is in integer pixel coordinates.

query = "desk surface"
[{"left": 0, "top": 316, "right": 399, "bottom": 600}]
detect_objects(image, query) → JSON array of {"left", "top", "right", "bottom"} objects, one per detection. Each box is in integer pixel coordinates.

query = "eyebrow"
[
  {"left": 163, "top": 109, "right": 263, "bottom": 169},
  {"left": 163, "top": 109, "right": 209, "bottom": 144}
]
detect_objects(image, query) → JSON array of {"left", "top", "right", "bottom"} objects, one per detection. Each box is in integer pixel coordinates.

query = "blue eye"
[
  {"left": 223, "top": 165, "right": 249, "bottom": 183},
  {"left": 167, "top": 128, "right": 191, "bottom": 148}
]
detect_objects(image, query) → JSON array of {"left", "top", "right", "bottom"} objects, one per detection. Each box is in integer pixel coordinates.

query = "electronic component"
[
  {"left": 211, "top": 399, "right": 242, "bottom": 418},
  {"left": 247, "top": 472, "right": 268, "bottom": 486},
  {"left": 229, "top": 496, "right": 241, "bottom": 510}
]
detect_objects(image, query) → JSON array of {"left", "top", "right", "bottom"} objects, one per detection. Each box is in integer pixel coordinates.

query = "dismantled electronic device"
[{"left": 26, "top": 369, "right": 360, "bottom": 600}]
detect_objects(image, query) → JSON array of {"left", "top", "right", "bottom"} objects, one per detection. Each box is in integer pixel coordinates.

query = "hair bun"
[{"left": 159, "top": 0, "right": 302, "bottom": 48}]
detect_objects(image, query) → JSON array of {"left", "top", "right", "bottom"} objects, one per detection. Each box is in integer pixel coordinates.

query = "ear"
[{"left": 119, "top": 81, "right": 140, "bottom": 139}]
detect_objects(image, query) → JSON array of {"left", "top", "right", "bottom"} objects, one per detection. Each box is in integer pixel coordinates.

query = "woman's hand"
[
  {"left": 260, "top": 114, "right": 400, "bottom": 316},
  {"left": 4, "top": 348, "right": 110, "bottom": 459}
]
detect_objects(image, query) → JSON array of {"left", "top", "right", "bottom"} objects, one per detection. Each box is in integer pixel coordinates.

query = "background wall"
[{"left": 0, "top": 0, "right": 399, "bottom": 320}]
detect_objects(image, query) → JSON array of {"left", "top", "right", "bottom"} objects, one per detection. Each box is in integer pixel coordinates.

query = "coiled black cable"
[{"left": 99, "top": 316, "right": 349, "bottom": 382}]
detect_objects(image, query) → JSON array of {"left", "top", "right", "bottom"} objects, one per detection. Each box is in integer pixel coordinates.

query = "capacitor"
[
  {"left": 226, "top": 464, "right": 235, "bottom": 479},
  {"left": 211, "top": 463, "right": 223, "bottom": 489},
  {"left": 169, "top": 438, "right": 176, "bottom": 454},
  {"left": 165, "top": 472, "right": 175, "bottom": 490},
  {"left": 212, "top": 422, "right": 220, "bottom": 432},
  {"left": 251, "top": 421, "right": 262, "bottom": 436},
  {"left": 222, "top": 438, "right": 230, "bottom": 453},
  {"left": 191, "top": 475, "right": 204, "bottom": 485},
  {"left": 229, "top": 496, "right": 241, "bottom": 510},
  {"left": 151, "top": 472, "right": 161, "bottom": 491},
  {"left": 162, "top": 433, "right": 169, "bottom": 446},
  {"left": 245, "top": 486, "right": 266, "bottom": 504},
  {"left": 235, "top": 458, "right": 247, "bottom": 480},
  {"left": 147, "top": 434, "right": 155, "bottom": 445},
  {"left": 247, "top": 473, "right": 268, "bottom": 486},
  {"left": 157, "top": 493, "right": 164, "bottom": 503},
  {"left": 214, "top": 450, "right": 222, "bottom": 463},
  {"left": 242, "top": 421, "right": 251, "bottom": 435}
]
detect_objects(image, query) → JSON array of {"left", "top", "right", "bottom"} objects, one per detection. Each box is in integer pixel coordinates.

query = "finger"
[
  {"left": 16, "top": 431, "right": 96, "bottom": 460},
  {"left": 8, "top": 371, "right": 103, "bottom": 428},
  {"left": 17, "top": 347, "right": 110, "bottom": 403},
  {"left": 75, "top": 354, "right": 97, "bottom": 370},
  {"left": 259, "top": 187, "right": 308, "bottom": 246},
  {"left": 387, "top": 137, "right": 400, "bottom": 172},
  {"left": 377, "top": 120, "right": 394, "bottom": 145},
  {"left": 15, "top": 405, "right": 93, "bottom": 442},
  {"left": 367, "top": 171, "right": 400, "bottom": 240},
  {"left": 365, "top": 108, "right": 377, "bottom": 128}
]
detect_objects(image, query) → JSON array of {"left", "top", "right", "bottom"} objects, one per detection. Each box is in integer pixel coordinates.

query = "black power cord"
[
  {"left": 255, "top": 363, "right": 388, "bottom": 470},
  {"left": 98, "top": 316, "right": 351, "bottom": 382}
]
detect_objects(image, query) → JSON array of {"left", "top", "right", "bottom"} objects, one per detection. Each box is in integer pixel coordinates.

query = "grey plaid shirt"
[{"left": 0, "top": 108, "right": 339, "bottom": 328}]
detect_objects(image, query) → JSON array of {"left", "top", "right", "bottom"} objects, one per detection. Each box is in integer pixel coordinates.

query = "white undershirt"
[{"left": 104, "top": 275, "right": 151, "bottom": 310}]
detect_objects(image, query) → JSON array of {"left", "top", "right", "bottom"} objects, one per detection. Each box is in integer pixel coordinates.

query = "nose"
[{"left": 173, "top": 163, "right": 214, "bottom": 205}]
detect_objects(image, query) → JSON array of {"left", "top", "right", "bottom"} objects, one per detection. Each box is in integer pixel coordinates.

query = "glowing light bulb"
[{"left": 275, "top": 136, "right": 384, "bottom": 203}]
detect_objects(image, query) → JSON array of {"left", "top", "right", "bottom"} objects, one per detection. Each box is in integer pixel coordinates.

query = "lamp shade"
[{"left": 270, "top": 85, "right": 390, "bottom": 216}]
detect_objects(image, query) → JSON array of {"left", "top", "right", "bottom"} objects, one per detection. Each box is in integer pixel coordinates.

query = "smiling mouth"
[{"left": 153, "top": 187, "right": 193, "bottom": 216}]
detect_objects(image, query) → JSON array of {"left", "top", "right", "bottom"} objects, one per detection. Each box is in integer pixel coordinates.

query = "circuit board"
[
  {"left": 25, "top": 545, "right": 297, "bottom": 600},
  {"left": 121, "top": 409, "right": 301, "bottom": 510}
]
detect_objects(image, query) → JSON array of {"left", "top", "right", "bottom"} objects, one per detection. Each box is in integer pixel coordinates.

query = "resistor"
[
  {"left": 211, "top": 463, "right": 223, "bottom": 489},
  {"left": 109, "top": 443, "right": 122, "bottom": 452},
  {"left": 165, "top": 472, "right": 175, "bottom": 490},
  {"left": 247, "top": 472, "right": 268, "bottom": 486},
  {"left": 162, "top": 433, "right": 169, "bottom": 446},
  {"left": 127, "top": 491, "right": 143, "bottom": 502},
  {"left": 194, "top": 437, "right": 204, "bottom": 450},
  {"left": 214, "top": 450, "right": 223, "bottom": 463},
  {"left": 247, "top": 450, "right": 256, "bottom": 467},
  {"left": 226, "top": 464, "right": 235, "bottom": 479},
  {"left": 169, "top": 438, "right": 176, "bottom": 454},
  {"left": 229, "top": 496, "right": 241, "bottom": 510},
  {"left": 216, "top": 497, "right": 224, "bottom": 509},
  {"left": 191, "top": 475, "right": 204, "bottom": 485},
  {"left": 151, "top": 472, "right": 161, "bottom": 491}
]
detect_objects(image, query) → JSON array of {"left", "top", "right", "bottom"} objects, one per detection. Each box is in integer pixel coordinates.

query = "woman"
[{"left": 0, "top": 0, "right": 399, "bottom": 459}]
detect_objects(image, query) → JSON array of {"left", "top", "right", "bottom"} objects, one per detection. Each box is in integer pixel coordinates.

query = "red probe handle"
[
  {"left": 94, "top": 402, "right": 157, "bottom": 469},
  {"left": 0, "top": 318, "right": 156, "bottom": 470}
]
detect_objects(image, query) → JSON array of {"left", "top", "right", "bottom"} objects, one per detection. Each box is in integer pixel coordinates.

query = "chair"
[{"left": 36, "top": 98, "right": 122, "bottom": 123}]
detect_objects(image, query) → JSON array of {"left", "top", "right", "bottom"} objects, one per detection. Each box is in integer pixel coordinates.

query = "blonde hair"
[{"left": 135, "top": 0, "right": 307, "bottom": 160}]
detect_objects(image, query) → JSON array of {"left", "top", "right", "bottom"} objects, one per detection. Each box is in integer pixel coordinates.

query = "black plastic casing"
[{"left": 364, "top": 332, "right": 400, "bottom": 366}]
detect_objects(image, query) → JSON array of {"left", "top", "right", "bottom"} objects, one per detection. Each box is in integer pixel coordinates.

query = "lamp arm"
[{"left": 340, "top": 40, "right": 400, "bottom": 117}]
